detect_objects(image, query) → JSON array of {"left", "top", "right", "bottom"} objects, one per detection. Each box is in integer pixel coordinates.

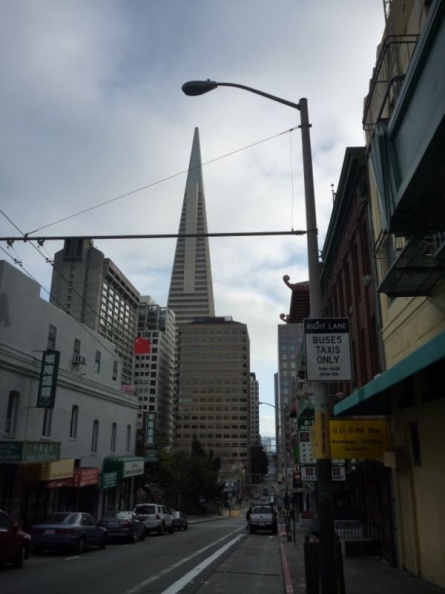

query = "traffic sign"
[{"left": 304, "top": 318, "right": 352, "bottom": 381}]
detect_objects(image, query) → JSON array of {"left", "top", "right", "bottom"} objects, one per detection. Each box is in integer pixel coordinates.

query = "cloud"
[{"left": 0, "top": 0, "right": 385, "bottom": 438}]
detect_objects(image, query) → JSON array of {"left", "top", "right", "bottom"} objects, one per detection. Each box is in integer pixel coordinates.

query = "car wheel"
[
  {"left": 184, "top": 524, "right": 188, "bottom": 531},
  {"left": 157, "top": 523, "right": 165, "bottom": 536},
  {"left": 169, "top": 524, "right": 174, "bottom": 534},
  {"left": 99, "top": 535, "right": 107, "bottom": 549},
  {"left": 140, "top": 530, "right": 146, "bottom": 541},
  {"left": 76, "top": 537, "right": 85, "bottom": 555},
  {"left": 249, "top": 527, "right": 256, "bottom": 534},
  {"left": 14, "top": 544, "right": 26, "bottom": 568},
  {"left": 129, "top": 529, "right": 138, "bottom": 544}
]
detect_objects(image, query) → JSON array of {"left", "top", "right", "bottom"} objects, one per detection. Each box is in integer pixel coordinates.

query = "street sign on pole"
[{"left": 304, "top": 318, "right": 352, "bottom": 382}]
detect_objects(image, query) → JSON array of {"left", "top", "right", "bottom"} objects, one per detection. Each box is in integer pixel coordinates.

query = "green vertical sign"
[{"left": 36, "top": 350, "right": 60, "bottom": 408}]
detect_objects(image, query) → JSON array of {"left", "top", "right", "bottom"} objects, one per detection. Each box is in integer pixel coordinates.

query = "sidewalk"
[
  {"left": 279, "top": 522, "right": 445, "bottom": 594},
  {"left": 189, "top": 511, "right": 445, "bottom": 593}
]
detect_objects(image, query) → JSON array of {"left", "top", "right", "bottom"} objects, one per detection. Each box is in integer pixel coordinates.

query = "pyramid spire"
[{"left": 167, "top": 128, "right": 215, "bottom": 324}]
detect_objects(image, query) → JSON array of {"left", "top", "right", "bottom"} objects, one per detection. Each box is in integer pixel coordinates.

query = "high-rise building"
[
  {"left": 249, "top": 372, "right": 260, "bottom": 446},
  {"left": 174, "top": 317, "right": 251, "bottom": 473},
  {"left": 167, "top": 127, "right": 215, "bottom": 324},
  {"left": 135, "top": 297, "right": 176, "bottom": 445},
  {"left": 50, "top": 238, "right": 140, "bottom": 385}
]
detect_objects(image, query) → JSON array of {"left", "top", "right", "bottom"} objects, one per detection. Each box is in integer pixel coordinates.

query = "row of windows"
[{"left": 5, "top": 394, "right": 131, "bottom": 454}]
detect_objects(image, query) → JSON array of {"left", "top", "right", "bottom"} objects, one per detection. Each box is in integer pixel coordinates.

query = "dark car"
[
  {"left": 0, "top": 509, "right": 31, "bottom": 568},
  {"left": 171, "top": 511, "right": 188, "bottom": 531},
  {"left": 30, "top": 512, "right": 107, "bottom": 555},
  {"left": 99, "top": 511, "right": 145, "bottom": 543}
]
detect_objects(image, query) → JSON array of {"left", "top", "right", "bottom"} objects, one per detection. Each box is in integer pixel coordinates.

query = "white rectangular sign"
[{"left": 304, "top": 318, "right": 353, "bottom": 382}]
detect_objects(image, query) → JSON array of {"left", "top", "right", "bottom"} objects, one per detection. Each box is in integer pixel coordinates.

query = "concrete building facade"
[
  {"left": 0, "top": 260, "right": 143, "bottom": 528},
  {"left": 50, "top": 238, "right": 140, "bottom": 386},
  {"left": 174, "top": 317, "right": 251, "bottom": 477},
  {"left": 135, "top": 297, "right": 176, "bottom": 446},
  {"left": 333, "top": 1, "right": 445, "bottom": 588}
]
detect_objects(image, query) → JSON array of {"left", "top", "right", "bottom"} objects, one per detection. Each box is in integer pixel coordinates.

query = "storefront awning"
[
  {"left": 334, "top": 331, "right": 445, "bottom": 416},
  {"left": 102, "top": 456, "right": 144, "bottom": 480}
]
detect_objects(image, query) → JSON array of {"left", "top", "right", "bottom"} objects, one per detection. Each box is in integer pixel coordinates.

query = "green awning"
[
  {"left": 334, "top": 331, "right": 445, "bottom": 416},
  {"left": 102, "top": 456, "right": 144, "bottom": 480}
]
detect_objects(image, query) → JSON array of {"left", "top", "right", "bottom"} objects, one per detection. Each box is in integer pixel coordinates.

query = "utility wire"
[{"left": 25, "top": 127, "right": 299, "bottom": 236}]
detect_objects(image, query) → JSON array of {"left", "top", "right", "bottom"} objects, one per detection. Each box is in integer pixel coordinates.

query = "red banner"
[{"left": 134, "top": 337, "right": 151, "bottom": 354}]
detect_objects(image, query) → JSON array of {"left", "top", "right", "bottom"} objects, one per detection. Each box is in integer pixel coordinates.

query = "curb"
[{"left": 280, "top": 541, "right": 295, "bottom": 594}]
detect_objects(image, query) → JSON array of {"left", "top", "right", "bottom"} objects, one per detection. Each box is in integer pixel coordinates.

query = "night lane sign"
[{"left": 304, "top": 318, "right": 352, "bottom": 382}]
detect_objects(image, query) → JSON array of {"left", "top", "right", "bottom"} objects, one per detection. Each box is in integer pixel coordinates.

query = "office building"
[
  {"left": 167, "top": 127, "right": 215, "bottom": 324},
  {"left": 134, "top": 297, "right": 176, "bottom": 445},
  {"left": 50, "top": 239, "right": 140, "bottom": 385},
  {"left": 174, "top": 317, "right": 251, "bottom": 474}
]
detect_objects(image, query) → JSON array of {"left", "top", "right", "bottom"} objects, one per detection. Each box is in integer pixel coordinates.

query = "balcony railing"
[{"left": 363, "top": 34, "right": 419, "bottom": 133}]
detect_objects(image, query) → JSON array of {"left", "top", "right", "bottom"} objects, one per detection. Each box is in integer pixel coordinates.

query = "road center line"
[
  {"left": 161, "top": 535, "right": 243, "bottom": 594},
  {"left": 124, "top": 528, "right": 243, "bottom": 594}
]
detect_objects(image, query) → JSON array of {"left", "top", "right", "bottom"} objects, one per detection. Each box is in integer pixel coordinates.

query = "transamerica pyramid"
[{"left": 167, "top": 127, "right": 215, "bottom": 324}]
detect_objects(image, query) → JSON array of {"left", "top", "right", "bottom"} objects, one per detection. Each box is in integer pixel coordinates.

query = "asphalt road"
[{"left": 0, "top": 516, "right": 283, "bottom": 594}]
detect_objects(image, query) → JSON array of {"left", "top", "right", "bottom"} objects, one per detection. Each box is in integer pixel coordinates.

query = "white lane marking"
[
  {"left": 124, "top": 527, "right": 243, "bottom": 594},
  {"left": 161, "top": 535, "right": 243, "bottom": 594}
]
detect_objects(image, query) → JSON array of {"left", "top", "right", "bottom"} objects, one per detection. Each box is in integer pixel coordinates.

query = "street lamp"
[
  {"left": 259, "top": 401, "right": 289, "bottom": 501},
  {"left": 183, "top": 80, "right": 336, "bottom": 593}
]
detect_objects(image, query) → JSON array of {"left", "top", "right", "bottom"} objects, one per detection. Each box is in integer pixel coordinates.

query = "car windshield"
[
  {"left": 42, "top": 513, "right": 78, "bottom": 525},
  {"left": 172, "top": 511, "right": 180, "bottom": 518},
  {"left": 135, "top": 505, "right": 155, "bottom": 514},
  {"left": 253, "top": 506, "right": 272, "bottom": 514},
  {"left": 104, "top": 511, "right": 131, "bottom": 519}
]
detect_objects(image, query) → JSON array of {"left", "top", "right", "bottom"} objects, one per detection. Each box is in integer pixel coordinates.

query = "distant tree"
[{"left": 250, "top": 445, "right": 268, "bottom": 482}]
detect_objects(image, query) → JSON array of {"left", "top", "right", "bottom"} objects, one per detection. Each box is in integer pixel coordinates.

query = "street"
[{"left": 0, "top": 516, "right": 284, "bottom": 594}]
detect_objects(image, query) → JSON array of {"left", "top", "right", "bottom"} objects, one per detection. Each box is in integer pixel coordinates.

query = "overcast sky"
[{"left": 0, "top": 1, "right": 385, "bottom": 438}]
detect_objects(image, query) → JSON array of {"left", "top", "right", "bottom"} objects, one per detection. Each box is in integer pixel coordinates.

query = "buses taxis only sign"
[{"left": 304, "top": 318, "right": 352, "bottom": 382}]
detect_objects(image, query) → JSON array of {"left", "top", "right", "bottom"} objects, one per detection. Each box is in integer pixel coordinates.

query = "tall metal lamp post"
[
  {"left": 259, "top": 401, "right": 287, "bottom": 493},
  {"left": 182, "top": 80, "right": 336, "bottom": 593}
]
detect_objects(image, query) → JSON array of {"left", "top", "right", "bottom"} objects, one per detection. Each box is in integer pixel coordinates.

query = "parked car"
[
  {"left": 133, "top": 503, "right": 174, "bottom": 535},
  {"left": 248, "top": 504, "right": 278, "bottom": 535},
  {"left": 171, "top": 511, "right": 188, "bottom": 531},
  {"left": 30, "top": 512, "right": 107, "bottom": 554},
  {"left": 99, "top": 511, "right": 145, "bottom": 543},
  {"left": 0, "top": 509, "right": 31, "bottom": 568}
]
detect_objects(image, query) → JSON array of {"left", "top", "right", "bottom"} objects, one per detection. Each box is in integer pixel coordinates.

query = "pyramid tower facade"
[{"left": 167, "top": 128, "right": 215, "bottom": 324}]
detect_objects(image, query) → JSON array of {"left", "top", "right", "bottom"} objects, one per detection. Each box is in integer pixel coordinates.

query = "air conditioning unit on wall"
[{"left": 72, "top": 354, "right": 86, "bottom": 365}]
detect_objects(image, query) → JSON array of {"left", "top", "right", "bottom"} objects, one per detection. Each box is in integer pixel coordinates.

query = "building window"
[
  {"left": 95, "top": 350, "right": 101, "bottom": 373},
  {"left": 47, "top": 325, "right": 57, "bottom": 351},
  {"left": 113, "top": 360, "right": 118, "bottom": 381},
  {"left": 69, "top": 405, "right": 79, "bottom": 439},
  {"left": 42, "top": 408, "right": 53, "bottom": 437},
  {"left": 74, "top": 339, "right": 81, "bottom": 356},
  {"left": 5, "top": 391, "right": 20, "bottom": 435},
  {"left": 111, "top": 423, "right": 117, "bottom": 452},
  {"left": 126, "top": 425, "right": 131, "bottom": 452},
  {"left": 91, "top": 420, "right": 99, "bottom": 453}
]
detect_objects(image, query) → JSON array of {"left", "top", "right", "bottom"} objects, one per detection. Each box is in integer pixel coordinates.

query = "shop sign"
[
  {"left": 46, "top": 477, "right": 74, "bottom": 489},
  {"left": 144, "top": 449, "right": 158, "bottom": 462},
  {"left": 122, "top": 458, "right": 144, "bottom": 478},
  {"left": 72, "top": 467, "right": 99, "bottom": 487},
  {"left": 99, "top": 472, "right": 118, "bottom": 490},
  {"left": 0, "top": 441, "right": 24, "bottom": 463},
  {"left": 304, "top": 318, "right": 352, "bottom": 381},
  {"left": 23, "top": 441, "right": 61, "bottom": 462},
  {"left": 330, "top": 419, "right": 390, "bottom": 460},
  {"left": 41, "top": 459, "right": 74, "bottom": 481},
  {"left": 300, "top": 464, "right": 346, "bottom": 482},
  {"left": 36, "top": 350, "right": 60, "bottom": 408},
  {"left": 145, "top": 412, "right": 156, "bottom": 447}
]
